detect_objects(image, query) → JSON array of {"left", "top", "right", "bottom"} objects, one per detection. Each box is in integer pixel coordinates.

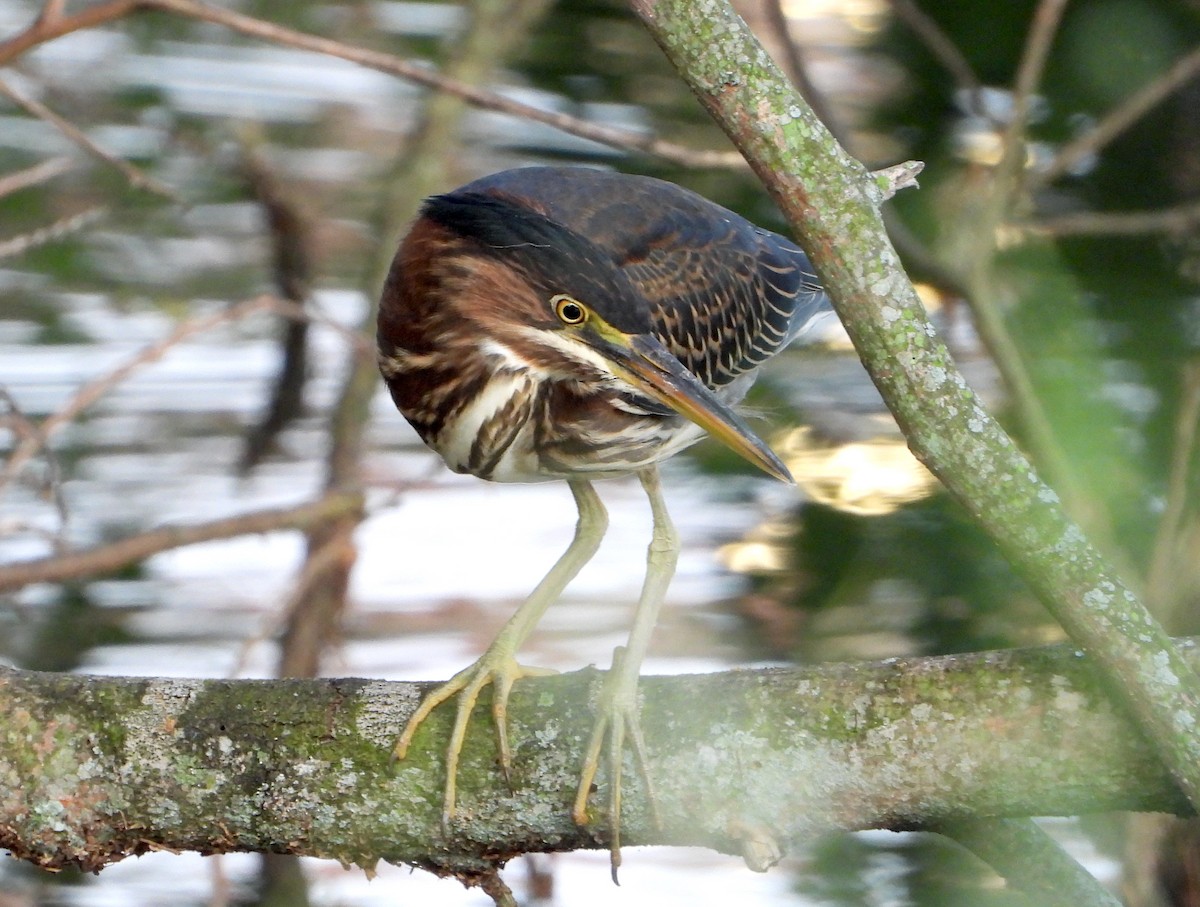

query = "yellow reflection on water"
[
  {"left": 718, "top": 427, "right": 940, "bottom": 578},
  {"left": 779, "top": 425, "right": 938, "bottom": 516},
  {"left": 782, "top": 0, "right": 889, "bottom": 34},
  {"left": 717, "top": 518, "right": 793, "bottom": 574}
]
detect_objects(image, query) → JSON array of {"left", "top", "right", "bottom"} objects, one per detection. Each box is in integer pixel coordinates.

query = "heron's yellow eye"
[{"left": 552, "top": 294, "right": 588, "bottom": 325}]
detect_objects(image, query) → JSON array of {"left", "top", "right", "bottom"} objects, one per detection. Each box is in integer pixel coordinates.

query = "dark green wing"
[{"left": 465, "top": 166, "right": 830, "bottom": 390}]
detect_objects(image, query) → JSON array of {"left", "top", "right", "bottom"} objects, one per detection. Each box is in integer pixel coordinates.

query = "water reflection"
[{"left": 780, "top": 425, "right": 937, "bottom": 515}]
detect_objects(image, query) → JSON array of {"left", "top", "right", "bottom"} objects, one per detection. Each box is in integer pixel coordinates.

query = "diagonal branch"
[
  {"left": 629, "top": 0, "right": 1200, "bottom": 816},
  {"left": 1000, "top": 0, "right": 1069, "bottom": 187},
  {"left": 1, "top": 296, "right": 274, "bottom": 491},
  {"left": 0, "top": 155, "right": 74, "bottom": 199},
  {"left": 0, "top": 388, "right": 69, "bottom": 547},
  {"left": 0, "top": 0, "right": 137, "bottom": 63},
  {"left": 0, "top": 205, "right": 107, "bottom": 260},
  {"left": 0, "top": 77, "right": 180, "bottom": 202},
  {"left": 1034, "top": 41, "right": 1200, "bottom": 188},
  {"left": 887, "top": 0, "right": 986, "bottom": 118}
]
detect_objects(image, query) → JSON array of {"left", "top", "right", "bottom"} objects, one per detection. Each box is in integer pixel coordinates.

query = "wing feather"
[{"left": 462, "top": 167, "right": 829, "bottom": 390}]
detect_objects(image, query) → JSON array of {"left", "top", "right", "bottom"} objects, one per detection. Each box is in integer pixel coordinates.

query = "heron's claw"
[
  {"left": 394, "top": 653, "right": 556, "bottom": 823},
  {"left": 572, "top": 648, "right": 661, "bottom": 883}
]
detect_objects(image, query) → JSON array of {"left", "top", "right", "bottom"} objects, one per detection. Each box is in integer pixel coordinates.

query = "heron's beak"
[{"left": 599, "top": 332, "right": 794, "bottom": 484}]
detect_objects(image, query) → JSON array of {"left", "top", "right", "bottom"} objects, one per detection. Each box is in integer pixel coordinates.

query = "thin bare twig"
[
  {"left": 35, "top": 0, "right": 67, "bottom": 26},
  {"left": 0, "top": 295, "right": 275, "bottom": 492},
  {"left": 478, "top": 867, "right": 519, "bottom": 907},
  {"left": 0, "top": 205, "right": 107, "bottom": 260},
  {"left": 887, "top": 0, "right": 986, "bottom": 117},
  {"left": 0, "top": 490, "right": 363, "bottom": 593},
  {"left": 237, "top": 141, "right": 314, "bottom": 474},
  {"left": 0, "top": 78, "right": 181, "bottom": 202},
  {"left": 149, "top": 0, "right": 742, "bottom": 168},
  {"left": 0, "top": 389, "right": 39, "bottom": 447},
  {"left": 1146, "top": 363, "right": 1200, "bottom": 621},
  {"left": 0, "top": 388, "right": 69, "bottom": 547},
  {"left": 207, "top": 857, "right": 232, "bottom": 907},
  {"left": 1030, "top": 198, "right": 1200, "bottom": 237},
  {"left": 0, "top": 155, "right": 75, "bottom": 199},
  {"left": 0, "top": 0, "right": 743, "bottom": 170},
  {"left": 1011, "top": 0, "right": 1068, "bottom": 108},
  {"left": 0, "top": 0, "right": 137, "bottom": 64},
  {"left": 946, "top": 0, "right": 1105, "bottom": 543},
  {"left": 1000, "top": 0, "right": 1069, "bottom": 191},
  {"left": 1034, "top": 42, "right": 1200, "bottom": 188}
]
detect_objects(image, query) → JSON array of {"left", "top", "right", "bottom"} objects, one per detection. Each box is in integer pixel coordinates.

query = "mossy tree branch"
[
  {"left": 0, "top": 644, "right": 1188, "bottom": 876},
  {"left": 628, "top": 0, "right": 1200, "bottom": 813}
]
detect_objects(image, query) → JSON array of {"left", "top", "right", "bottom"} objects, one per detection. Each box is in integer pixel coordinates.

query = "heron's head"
[{"left": 392, "top": 188, "right": 792, "bottom": 483}]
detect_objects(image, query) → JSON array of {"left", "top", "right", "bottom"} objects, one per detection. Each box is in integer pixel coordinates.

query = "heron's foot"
[
  {"left": 571, "top": 648, "right": 661, "bottom": 883},
  {"left": 393, "top": 650, "right": 556, "bottom": 827}
]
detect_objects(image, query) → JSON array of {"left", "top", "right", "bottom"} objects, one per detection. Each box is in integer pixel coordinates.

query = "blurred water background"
[{"left": 2, "top": 0, "right": 1199, "bottom": 904}]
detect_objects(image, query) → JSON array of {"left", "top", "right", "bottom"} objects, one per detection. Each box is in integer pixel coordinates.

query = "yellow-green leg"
[
  {"left": 572, "top": 465, "right": 676, "bottom": 881},
  {"left": 394, "top": 479, "right": 608, "bottom": 825}
]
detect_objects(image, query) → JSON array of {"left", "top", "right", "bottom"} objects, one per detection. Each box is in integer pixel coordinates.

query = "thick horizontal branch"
[{"left": 0, "top": 643, "right": 1188, "bottom": 877}]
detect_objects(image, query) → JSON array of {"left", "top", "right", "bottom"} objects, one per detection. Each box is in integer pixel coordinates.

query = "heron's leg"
[
  {"left": 573, "top": 465, "right": 677, "bottom": 880},
  {"left": 394, "top": 479, "right": 607, "bottom": 825}
]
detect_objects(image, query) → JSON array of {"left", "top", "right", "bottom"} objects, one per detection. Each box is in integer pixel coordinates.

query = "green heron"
[{"left": 377, "top": 166, "right": 829, "bottom": 872}]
